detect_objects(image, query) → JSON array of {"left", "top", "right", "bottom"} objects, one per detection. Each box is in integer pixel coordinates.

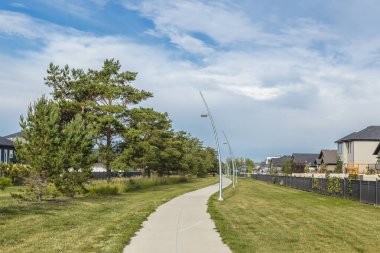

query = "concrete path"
[{"left": 123, "top": 177, "right": 232, "bottom": 253}]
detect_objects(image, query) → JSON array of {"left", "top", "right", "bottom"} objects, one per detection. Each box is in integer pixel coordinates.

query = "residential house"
[
  {"left": 374, "top": 143, "right": 380, "bottom": 158},
  {"left": 373, "top": 143, "right": 380, "bottom": 170},
  {"left": 292, "top": 153, "right": 319, "bottom": 172},
  {"left": 0, "top": 136, "right": 16, "bottom": 164},
  {"left": 316, "top": 149, "right": 337, "bottom": 172},
  {"left": 270, "top": 155, "right": 292, "bottom": 173},
  {"left": 4, "top": 131, "right": 23, "bottom": 142},
  {"left": 336, "top": 126, "right": 380, "bottom": 173}
]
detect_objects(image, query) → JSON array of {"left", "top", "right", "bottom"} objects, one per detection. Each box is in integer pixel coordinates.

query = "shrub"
[{"left": 0, "top": 177, "right": 12, "bottom": 190}]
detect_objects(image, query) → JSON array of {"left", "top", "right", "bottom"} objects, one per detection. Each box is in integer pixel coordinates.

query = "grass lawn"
[
  {"left": 0, "top": 176, "right": 218, "bottom": 253},
  {"left": 209, "top": 178, "right": 380, "bottom": 253}
]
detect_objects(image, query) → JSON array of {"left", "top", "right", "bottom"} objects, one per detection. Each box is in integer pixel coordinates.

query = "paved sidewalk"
[{"left": 123, "top": 177, "right": 232, "bottom": 253}]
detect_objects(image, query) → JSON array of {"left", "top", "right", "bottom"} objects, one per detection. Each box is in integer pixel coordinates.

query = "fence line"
[{"left": 240, "top": 174, "right": 380, "bottom": 206}]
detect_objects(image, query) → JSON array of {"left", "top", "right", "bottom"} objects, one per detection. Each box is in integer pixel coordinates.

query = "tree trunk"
[{"left": 106, "top": 133, "right": 112, "bottom": 183}]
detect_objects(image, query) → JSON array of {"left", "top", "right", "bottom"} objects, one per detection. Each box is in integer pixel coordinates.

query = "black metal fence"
[
  {"left": 241, "top": 174, "right": 380, "bottom": 206},
  {"left": 92, "top": 171, "right": 142, "bottom": 179}
]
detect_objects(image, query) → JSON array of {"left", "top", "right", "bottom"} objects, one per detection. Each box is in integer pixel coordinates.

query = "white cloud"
[{"left": 1, "top": 4, "right": 380, "bottom": 160}]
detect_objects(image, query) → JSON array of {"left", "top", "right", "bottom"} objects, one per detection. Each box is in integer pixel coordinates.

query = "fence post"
[
  {"left": 359, "top": 175, "right": 363, "bottom": 203},
  {"left": 376, "top": 178, "right": 378, "bottom": 206},
  {"left": 343, "top": 177, "right": 346, "bottom": 199}
]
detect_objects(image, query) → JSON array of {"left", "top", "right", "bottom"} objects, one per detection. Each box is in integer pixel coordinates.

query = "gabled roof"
[
  {"left": 336, "top": 126, "right": 380, "bottom": 143},
  {"left": 318, "top": 149, "right": 337, "bottom": 165},
  {"left": 374, "top": 143, "right": 380, "bottom": 155},
  {"left": 292, "top": 153, "right": 319, "bottom": 164},
  {"left": 4, "top": 132, "right": 22, "bottom": 139},
  {"left": 0, "top": 136, "right": 14, "bottom": 147},
  {"left": 271, "top": 155, "right": 292, "bottom": 167}
]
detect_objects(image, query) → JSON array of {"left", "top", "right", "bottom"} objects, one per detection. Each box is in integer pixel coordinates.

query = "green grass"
[
  {"left": 208, "top": 178, "right": 380, "bottom": 253},
  {"left": 0, "top": 176, "right": 218, "bottom": 253}
]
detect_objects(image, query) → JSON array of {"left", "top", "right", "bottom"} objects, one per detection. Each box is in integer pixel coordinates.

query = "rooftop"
[
  {"left": 292, "top": 153, "right": 319, "bottom": 164},
  {"left": 4, "top": 132, "right": 22, "bottom": 139},
  {"left": 336, "top": 126, "right": 380, "bottom": 143},
  {"left": 0, "top": 136, "right": 14, "bottom": 147},
  {"left": 318, "top": 149, "right": 337, "bottom": 165}
]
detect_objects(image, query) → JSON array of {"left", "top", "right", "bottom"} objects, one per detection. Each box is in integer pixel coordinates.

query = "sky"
[{"left": 0, "top": 0, "right": 380, "bottom": 162}]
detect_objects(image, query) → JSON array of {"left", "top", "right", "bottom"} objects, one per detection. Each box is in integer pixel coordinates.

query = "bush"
[{"left": 0, "top": 177, "right": 12, "bottom": 190}]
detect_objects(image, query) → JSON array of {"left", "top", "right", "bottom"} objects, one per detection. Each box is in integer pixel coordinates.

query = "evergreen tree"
[
  {"left": 45, "top": 59, "right": 152, "bottom": 181},
  {"left": 16, "top": 96, "right": 62, "bottom": 201}
]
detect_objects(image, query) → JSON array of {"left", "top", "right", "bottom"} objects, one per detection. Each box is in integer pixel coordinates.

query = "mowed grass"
[
  {"left": 0, "top": 176, "right": 218, "bottom": 253},
  {"left": 209, "top": 178, "right": 380, "bottom": 253}
]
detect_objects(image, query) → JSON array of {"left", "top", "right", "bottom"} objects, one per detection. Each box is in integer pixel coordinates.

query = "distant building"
[
  {"left": 0, "top": 136, "right": 16, "bottom": 164},
  {"left": 316, "top": 149, "right": 337, "bottom": 172},
  {"left": 292, "top": 153, "right": 319, "bottom": 172},
  {"left": 270, "top": 155, "right": 292, "bottom": 173}
]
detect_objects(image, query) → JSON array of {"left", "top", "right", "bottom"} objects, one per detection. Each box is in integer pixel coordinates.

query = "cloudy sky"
[{"left": 1, "top": 0, "right": 380, "bottom": 161}]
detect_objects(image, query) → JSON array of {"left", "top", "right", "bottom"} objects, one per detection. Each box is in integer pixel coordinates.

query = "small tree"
[
  {"left": 281, "top": 159, "right": 292, "bottom": 175},
  {"left": 335, "top": 155, "right": 343, "bottom": 173},
  {"left": 54, "top": 115, "right": 95, "bottom": 196},
  {"left": 16, "top": 96, "right": 62, "bottom": 201}
]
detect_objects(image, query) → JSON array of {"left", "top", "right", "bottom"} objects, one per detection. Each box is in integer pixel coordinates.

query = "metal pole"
[
  {"left": 200, "top": 91, "right": 223, "bottom": 201},
  {"left": 234, "top": 159, "right": 238, "bottom": 185},
  {"left": 225, "top": 158, "right": 231, "bottom": 177},
  {"left": 223, "top": 131, "right": 236, "bottom": 188}
]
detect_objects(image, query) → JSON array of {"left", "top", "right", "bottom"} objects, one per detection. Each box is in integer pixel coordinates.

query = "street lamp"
[
  {"left": 200, "top": 91, "right": 223, "bottom": 201},
  {"left": 223, "top": 156, "right": 230, "bottom": 177},
  {"left": 223, "top": 131, "right": 237, "bottom": 187}
]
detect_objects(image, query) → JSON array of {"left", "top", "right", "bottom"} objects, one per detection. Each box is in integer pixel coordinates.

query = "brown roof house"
[
  {"left": 336, "top": 126, "right": 380, "bottom": 173},
  {"left": 292, "top": 153, "right": 319, "bottom": 173},
  {"left": 316, "top": 149, "right": 337, "bottom": 172}
]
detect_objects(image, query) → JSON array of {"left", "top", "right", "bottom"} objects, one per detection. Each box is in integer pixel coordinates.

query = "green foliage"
[
  {"left": 335, "top": 155, "right": 343, "bottom": 173},
  {"left": 281, "top": 159, "right": 293, "bottom": 175},
  {"left": 312, "top": 177, "right": 322, "bottom": 191},
  {"left": 16, "top": 96, "right": 95, "bottom": 200},
  {"left": 0, "top": 163, "right": 31, "bottom": 184},
  {"left": 45, "top": 59, "right": 152, "bottom": 180},
  {"left": 326, "top": 175, "right": 343, "bottom": 195},
  {"left": 0, "top": 177, "right": 12, "bottom": 190},
  {"left": 124, "top": 176, "right": 188, "bottom": 192},
  {"left": 16, "top": 97, "right": 62, "bottom": 201},
  {"left": 113, "top": 108, "right": 174, "bottom": 177},
  {"left": 88, "top": 184, "right": 120, "bottom": 196},
  {"left": 54, "top": 115, "right": 94, "bottom": 196},
  {"left": 234, "top": 157, "right": 255, "bottom": 173}
]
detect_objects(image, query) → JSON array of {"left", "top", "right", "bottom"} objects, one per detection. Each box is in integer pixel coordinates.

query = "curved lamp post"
[
  {"left": 200, "top": 91, "right": 223, "bottom": 201},
  {"left": 223, "top": 131, "right": 237, "bottom": 187}
]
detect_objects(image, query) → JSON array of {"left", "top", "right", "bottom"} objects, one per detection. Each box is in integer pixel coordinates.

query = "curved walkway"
[{"left": 123, "top": 177, "right": 232, "bottom": 253}]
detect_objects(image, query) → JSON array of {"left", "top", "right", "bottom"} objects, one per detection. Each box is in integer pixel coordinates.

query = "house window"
[
  {"left": 338, "top": 143, "right": 342, "bottom": 155},
  {"left": 0, "top": 148, "right": 2, "bottom": 162},
  {"left": 4, "top": 149, "right": 8, "bottom": 163},
  {"left": 9, "top": 150, "right": 13, "bottom": 159}
]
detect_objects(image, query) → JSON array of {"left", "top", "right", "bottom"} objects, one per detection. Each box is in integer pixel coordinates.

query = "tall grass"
[
  {"left": 124, "top": 176, "right": 189, "bottom": 192},
  {"left": 87, "top": 176, "right": 189, "bottom": 195}
]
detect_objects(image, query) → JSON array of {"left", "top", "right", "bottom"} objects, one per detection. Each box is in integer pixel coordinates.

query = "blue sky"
[{"left": 1, "top": 0, "right": 380, "bottom": 161}]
